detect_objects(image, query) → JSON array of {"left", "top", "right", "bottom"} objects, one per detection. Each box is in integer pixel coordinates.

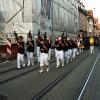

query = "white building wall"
[{"left": 0, "top": 0, "right": 79, "bottom": 36}]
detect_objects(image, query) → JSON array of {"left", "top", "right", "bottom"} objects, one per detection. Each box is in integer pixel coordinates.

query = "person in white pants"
[
  {"left": 39, "top": 39, "right": 49, "bottom": 73},
  {"left": 55, "top": 37, "right": 64, "bottom": 68},
  {"left": 17, "top": 36, "right": 25, "bottom": 69},
  {"left": 47, "top": 37, "right": 52, "bottom": 60},
  {"left": 67, "top": 39, "right": 73, "bottom": 62},
  {"left": 63, "top": 37, "right": 68, "bottom": 63},
  {"left": 54, "top": 37, "right": 58, "bottom": 58},
  {"left": 90, "top": 36, "right": 94, "bottom": 54},
  {"left": 90, "top": 46, "right": 94, "bottom": 54},
  {"left": 77, "top": 38, "right": 81, "bottom": 55},
  {"left": 79, "top": 38, "right": 83, "bottom": 54},
  {"left": 26, "top": 37, "right": 34, "bottom": 66},
  {"left": 72, "top": 38, "right": 77, "bottom": 59},
  {"left": 36, "top": 32, "right": 42, "bottom": 62}
]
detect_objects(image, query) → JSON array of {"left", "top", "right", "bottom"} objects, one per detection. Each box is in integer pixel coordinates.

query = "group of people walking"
[{"left": 15, "top": 31, "right": 95, "bottom": 73}]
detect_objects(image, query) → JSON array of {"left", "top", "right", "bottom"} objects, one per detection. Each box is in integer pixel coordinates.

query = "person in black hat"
[
  {"left": 55, "top": 36, "right": 64, "bottom": 68},
  {"left": 26, "top": 37, "right": 34, "bottom": 66},
  {"left": 47, "top": 36, "right": 52, "bottom": 60},
  {"left": 39, "top": 39, "right": 49, "bottom": 73},
  {"left": 17, "top": 36, "right": 25, "bottom": 69},
  {"left": 36, "top": 31, "right": 42, "bottom": 62}
]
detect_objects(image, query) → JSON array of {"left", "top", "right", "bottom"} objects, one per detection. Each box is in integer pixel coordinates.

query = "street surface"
[{"left": 0, "top": 48, "right": 100, "bottom": 100}]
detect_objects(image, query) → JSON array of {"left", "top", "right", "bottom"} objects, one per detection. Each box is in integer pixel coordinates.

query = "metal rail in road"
[
  {"left": 32, "top": 54, "right": 89, "bottom": 100},
  {"left": 76, "top": 53, "right": 100, "bottom": 100}
]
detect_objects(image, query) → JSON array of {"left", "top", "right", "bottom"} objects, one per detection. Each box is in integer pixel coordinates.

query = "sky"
[{"left": 80, "top": 0, "right": 100, "bottom": 23}]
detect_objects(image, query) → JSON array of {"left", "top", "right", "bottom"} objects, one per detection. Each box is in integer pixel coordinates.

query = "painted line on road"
[{"left": 77, "top": 54, "right": 100, "bottom": 100}]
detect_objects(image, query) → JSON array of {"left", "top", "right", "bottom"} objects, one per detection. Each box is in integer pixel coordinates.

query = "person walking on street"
[
  {"left": 63, "top": 37, "right": 68, "bottom": 63},
  {"left": 72, "top": 38, "right": 78, "bottom": 60},
  {"left": 39, "top": 39, "right": 49, "bottom": 73},
  {"left": 36, "top": 31, "right": 42, "bottom": 62},
  {"left": 26, "top": 37, "right": 34, "bottom": 66},
  {"left": 17, "top": 36, "right": 25, "bottom": 69},
  {"left": 55, "top": 36, "right": 64, "bottom": 68},
  {"left": 89, "top": 36, "right": 94, "bottom": 54},
  {"left": 47, "top": 37, "right": 52, "bottom": 60},
  {"left": 67, "top": 38, "right": 73, "bottom": 62}
]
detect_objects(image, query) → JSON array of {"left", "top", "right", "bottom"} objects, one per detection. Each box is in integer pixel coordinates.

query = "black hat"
[{"left": 19, "top": 36, "right": 23, "bottom": 39}]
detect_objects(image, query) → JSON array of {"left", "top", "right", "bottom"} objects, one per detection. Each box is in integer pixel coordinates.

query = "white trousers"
[
  {"left": 77, "top": 48, "right": 79, "bottom": 55},
  {"left": 27, "top": 52, "right": 34, "bottom": 66},
  {"left": 55, "top": 49, "right": 57, "bottom": 57},
  {"left": 56, "top": 50, "right": 64, "bottom": 66},
  {"left": 48, "top": 49, "right": 51, "bottom": 60},
  {"left": 40, "top": 53, "right": 48, "bottom": 66},
  {"left": 64, "top": 51, "right": 68, "bottom": 62},
  {"left": 68, "top": 49, "right": 73, "bottom": 60},
  {"left": 90, "top": 46, "right": 94, "bottom": 54},
  {"left": 37, "top": 47, "right": 40, "bottom": 62},
  {"left": 79, "top": 48, "right": 83, "bottom": 54},
  {"left": 17, "top": 53, "right": 25, "bottom": 69},
  {"left": 72, "top": 48, "right": 77, "bottom": 59}
]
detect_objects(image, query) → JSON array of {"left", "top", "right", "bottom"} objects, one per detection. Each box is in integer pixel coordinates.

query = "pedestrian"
[
  {"left": 89, "top": 36, "right": 94, "bottom": 54},
  {"left": 55, "top": 36, "right": 64, "bottom": 68},
  {"left": 77, "top": 37, "right": 81, "bottom": 55},
  {"left": 17, "top": 36, "right": 25, "bottom": 69},
  {"left": 26, "top": 37, "right": 34, "bottom": 66},
  {"left": 63, "top": 37, "right": 68, "bottom": 63},
  {"left": 72, "top": 38, "right": 77, "bottom": 59},
  {"left": 47, "top": 36, "right": 52, "bottom": 60},
  {"left": 39, "top": 39, "right": 49, "bottom": 73},
  {"left": 54, "top": 37, "right": 58, "bottom": 58},
  {"left": 80, "top": 38, "right": 84, "bottom": 54},
  {"left": 67, "top": 38, "right": 73, "bottom": 62},
  {"left": 36, "top": 31, "right": 42, "bottom": 62}
]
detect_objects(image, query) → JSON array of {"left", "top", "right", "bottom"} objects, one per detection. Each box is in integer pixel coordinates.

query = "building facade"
[
  {"left": 78, "top": 0, "right": 87, "bottom": 35},
  {"left": 87, "top": 10, "right": 94, "bottom": 35},
  {"left": 94, "top": 18, "right": 99, "bottom": 36}
]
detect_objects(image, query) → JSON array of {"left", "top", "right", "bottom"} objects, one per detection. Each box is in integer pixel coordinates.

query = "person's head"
[
  {"left": 19, "top": 36, "right": 23, "bottom": 42},
  {"left": 28, "top": 37, "right": 32, "bottom": 41},
  {"left": 58, "top": 36, "right": 61, "bottom": 41},
  {"left": 47, "top": 36, "right": 51, "bottom": 40},
  {"left": 41, "top": 40, "right": 44, "bottom": 45},
  {"left": 73, "top": 37, "right": 75, "bottom": 41},
  {"left": 45, "top": 32, "right": 47, "bottom": 35},
  {"left": 14, "top": 31, "right": 16, "bottom": 33},
  {"left": 67, "top": 37, "right": 70, "bottom": 41},
  {"left": 64, "top": 38, "right": 66, "bottom": 42}
]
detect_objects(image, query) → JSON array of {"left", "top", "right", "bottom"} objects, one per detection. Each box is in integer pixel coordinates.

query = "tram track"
[
  {"left": 34, "top": 49, "right": 99, "bottom": 100},
  {"left": 0, "top": 57, "right": 56, "bottom": 85},
  {"left": 0, "top": 55, "right": 55, "bottom": 75},
  {"left": 75, "top": 53, "right": 100, "bottom": 100},
  {"left": 32, "top": 53, "right": 89, "bottom": 100}
]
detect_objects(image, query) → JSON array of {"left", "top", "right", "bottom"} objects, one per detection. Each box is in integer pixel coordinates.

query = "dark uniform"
[
  {"left": 67, "top": 39, "right": 73, "bottom": 62},
  {"left": 63, "top": 38, "right": 68, "bottom": 63},
  {"left": 55, "top": 37, "right": 64, "bottom": 67},
  {"left": 26, "top": 39, "right": 34, "bottom": 66},
  {"left": 39, "top": 40, "right": 49, "bottom": 73},
  {"left": 72, "top": 39, "right": 77, "bottom": 59},
  {"left": 47, "top": 38, "right": 52, "bottom": 60},
  {"left": 17, "top": 36, "right": 25, "bottom": 69},
  {"left": 36, "top": 34, "right": 43, "bottom": 62}
]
